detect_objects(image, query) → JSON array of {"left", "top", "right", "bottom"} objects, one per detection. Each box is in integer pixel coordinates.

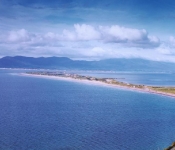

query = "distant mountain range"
[{"left": 0, "top": 56, "right": 175, "bottom": 72}]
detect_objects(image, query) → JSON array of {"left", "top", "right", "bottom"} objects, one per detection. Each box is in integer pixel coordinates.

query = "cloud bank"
[
  {"left": 64, "top": 24, "right": 160, "bottom": 48},
  {"left": 0, "top": 24, "right": 175, "bottom": 62},
  {"left": 5, "top": 24, "right": 159, "bottom": 46}
]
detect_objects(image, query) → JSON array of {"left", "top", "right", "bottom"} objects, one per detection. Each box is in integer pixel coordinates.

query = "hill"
[{"left": 0, "top": 56, "right": 175, "bottom": 72}]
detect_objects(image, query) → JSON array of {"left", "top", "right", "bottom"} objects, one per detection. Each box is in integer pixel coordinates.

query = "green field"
[{"left": 150, "top": 87, "right": 175, "bottom": 94}]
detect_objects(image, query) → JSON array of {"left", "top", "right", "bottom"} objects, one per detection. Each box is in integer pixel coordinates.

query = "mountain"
[
  {"left": 0, "top": 56, "right": 175, "bottom": 72},
  {"left": 0, "top": 56, "right": 95, "bottom": 70}
]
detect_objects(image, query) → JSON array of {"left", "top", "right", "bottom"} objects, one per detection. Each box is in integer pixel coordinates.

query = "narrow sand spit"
[{"left": 20, "top": 73, "right": 175, "bottom": 98}]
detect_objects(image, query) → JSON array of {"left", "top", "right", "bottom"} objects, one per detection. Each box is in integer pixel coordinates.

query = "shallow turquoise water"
[{"left": 0, "top": 70, "right": 175, "bottom": 150}]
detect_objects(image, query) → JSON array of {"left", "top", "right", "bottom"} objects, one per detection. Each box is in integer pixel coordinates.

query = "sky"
[{"left": 1, "top": 0, "right": 175, "bottom": 62}]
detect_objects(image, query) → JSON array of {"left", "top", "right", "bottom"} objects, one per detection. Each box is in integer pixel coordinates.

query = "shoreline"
[{"left": 20, "top": 73, "right": 175, "bottom": 98}]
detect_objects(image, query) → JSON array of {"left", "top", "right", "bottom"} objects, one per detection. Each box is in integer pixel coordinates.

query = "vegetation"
[{"left": 150, "top": 87, "right": 175, "bottom": 94}]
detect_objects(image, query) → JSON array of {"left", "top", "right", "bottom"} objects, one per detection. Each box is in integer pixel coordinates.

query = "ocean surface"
[{"left": 0, "top": 69, "right": 175, "bottom": 150}]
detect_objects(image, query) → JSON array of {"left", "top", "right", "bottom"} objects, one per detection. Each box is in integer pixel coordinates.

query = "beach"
[{"left": 20, "top": 72, "right": 175, "bottom": 98}]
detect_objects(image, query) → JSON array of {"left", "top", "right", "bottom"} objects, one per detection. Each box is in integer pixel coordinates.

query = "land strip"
[{"left": 24, "top": 71, "right": 175, "bottom": 98}]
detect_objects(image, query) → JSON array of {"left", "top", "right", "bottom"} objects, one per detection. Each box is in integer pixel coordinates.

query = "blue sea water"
[{"left": 0, "top": 69, "right": 175, "bottom": 150}]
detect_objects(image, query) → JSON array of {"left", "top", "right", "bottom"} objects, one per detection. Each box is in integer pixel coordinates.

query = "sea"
[{"left": 0, "top": 69, "right": 175, "bottom": 150}]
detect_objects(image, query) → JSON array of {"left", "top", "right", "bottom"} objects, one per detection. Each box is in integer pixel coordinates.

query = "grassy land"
[{"left": 150, "top": 87, "right": 175, "bottom": 94}]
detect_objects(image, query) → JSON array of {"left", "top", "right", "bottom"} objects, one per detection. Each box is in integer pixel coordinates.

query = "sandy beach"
[{"left": 20, "top": 73, "right": 175, "bottom": 98}]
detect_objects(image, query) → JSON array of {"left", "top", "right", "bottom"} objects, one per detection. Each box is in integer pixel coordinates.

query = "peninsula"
[{"left": 25, "top": 71, "right": 175, "bottom": 98}]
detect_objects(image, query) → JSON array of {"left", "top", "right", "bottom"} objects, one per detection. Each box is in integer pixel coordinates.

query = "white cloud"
[
  {"left": 99, "top": 25, "right": 160, "bottom": 48},
  {"left": 148, "top": 36, "right": 159, "bottom": 43},
  {"left": 8, "top": 29, "right": 30, "bottom": 42},
  {"left": 62, "top": 30, "right": 76, "bottom": 41},
  {"left": 44, "top": 32, "right": 64, "bottom": 43},
  {"left": 5, "top": 24, "right": 160, "bottom": 48},
  {"left": 74, "top": 24, "right": 101, "bottom": 40},
  {"left": 169, "top": 36, "right": 175, "bottom": 47},
  {"left": 62, "top": 24, "right": 160, "bottom": 48},
  {"left": 99, "top": 25, "right": 147, "bottom": 42},
  {"left": 155, "top": 43, "right": 171, "bottom": 55},
  {"left": 44, "top": 32, "right": 58, "bottom": 40}
]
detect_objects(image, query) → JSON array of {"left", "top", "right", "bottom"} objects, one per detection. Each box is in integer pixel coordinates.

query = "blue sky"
[{"left": 1, "top": 0, "right": 175, "bottom": 62}]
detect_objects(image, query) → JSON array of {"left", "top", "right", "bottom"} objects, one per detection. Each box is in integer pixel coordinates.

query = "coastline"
[
  {"left": 20, "top": 73, "right": 175, "bottom": 98},
  {"left": 20, "top": 73, "right": 127, "bottom": 88}
]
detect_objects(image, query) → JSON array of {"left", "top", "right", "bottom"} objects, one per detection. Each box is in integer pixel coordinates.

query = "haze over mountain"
[{"left": 0, "top": 56, "right": 175, "bottom": 72}]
